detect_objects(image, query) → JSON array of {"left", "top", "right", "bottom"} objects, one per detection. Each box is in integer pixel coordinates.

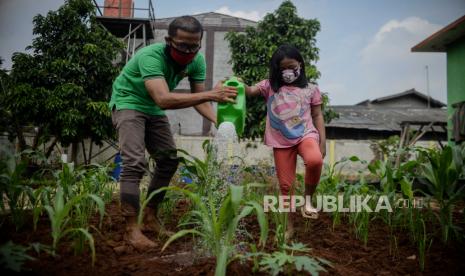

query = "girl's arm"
[
  {"left": 245, "top": 85, "right": 261, "bottom": 97},
  {"left": 311, "top": 105, "right": 326, "bottom": 158}
]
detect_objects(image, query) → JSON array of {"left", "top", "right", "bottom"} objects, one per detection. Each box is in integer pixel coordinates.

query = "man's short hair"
[{"left": 168, "top": 16, "right": 203, "bottom": 37}]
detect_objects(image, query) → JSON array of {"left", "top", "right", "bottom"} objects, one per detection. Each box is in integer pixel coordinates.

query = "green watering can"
[{"left": 217, "top": 76, "right": 246, "bottom": 136}]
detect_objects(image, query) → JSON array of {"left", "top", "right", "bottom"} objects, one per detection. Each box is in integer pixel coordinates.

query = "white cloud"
[
  {"left": 215, "top": 6, "right": 262, "bottom": 22},
  {"left": 358, "top": 17, "right": 447, "bottom": 103},
  {"left": 361, "top": 17, "right": 442, "bottom": 64}
]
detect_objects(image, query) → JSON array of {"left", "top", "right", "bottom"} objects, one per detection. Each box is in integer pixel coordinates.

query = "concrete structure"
[{"left": 412, "top": 15, "right": 465, "bottom": 144}]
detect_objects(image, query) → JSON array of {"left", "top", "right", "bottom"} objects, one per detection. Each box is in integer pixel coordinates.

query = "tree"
[
  {"left": 3, "top": 0, "right": 123, "bottom": 163},
  {"left": 0, "top": 59, "right": 14, "bottom": 139},
  {"left": 226, "top": 1, "right": 338, "bottom": 139}
]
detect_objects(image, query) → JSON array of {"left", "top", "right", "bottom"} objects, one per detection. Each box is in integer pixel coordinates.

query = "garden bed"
[{"left": 2, "top": 198, "right": 464, "bottom": 275}]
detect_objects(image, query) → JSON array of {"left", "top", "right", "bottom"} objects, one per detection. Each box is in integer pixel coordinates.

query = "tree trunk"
[
  {"left": 32, "top": 126, "right": 43, "bottom": 151},
  {"left": 71, "top": 142, "right": 79, "bottom": 165},
  {"left": 88, "top": 139, "right": 93, "bottom": 164},
  {"left": 45, "top": 138, "right": 58, "bottom": 159},
  {"left": 14, "top": 122, "right": 27, "bottom": 153},
  {"left": 81, "top": 140, "right": 88, "bottom": 165}
]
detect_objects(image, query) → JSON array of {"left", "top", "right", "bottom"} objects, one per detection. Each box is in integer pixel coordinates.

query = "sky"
[{"left": 1, "top": 0, "right": 464, "bottom": 105}]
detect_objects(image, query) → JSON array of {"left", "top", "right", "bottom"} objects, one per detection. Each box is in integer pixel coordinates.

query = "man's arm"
[
  {"left": 191, "top": 82, "right": 217, "bottom": 124},
  {"left": 311, "top": 105, "right": 326, "bottom": 158},
  {"left": 144, "top": 78, "right": 237, "bottom": 110}
]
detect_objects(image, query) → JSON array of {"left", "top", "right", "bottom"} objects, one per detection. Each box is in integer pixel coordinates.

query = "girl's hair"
[{"left": 269, "top": 44, "right": 308, "bottom": 92}]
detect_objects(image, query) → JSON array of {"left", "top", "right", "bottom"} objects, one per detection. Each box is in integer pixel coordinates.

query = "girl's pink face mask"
[{"left": 282, "top": 67, "right": 300, "bottom": 83}]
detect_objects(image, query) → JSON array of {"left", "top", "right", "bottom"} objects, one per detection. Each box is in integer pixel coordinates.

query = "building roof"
[
  {"left": 356, "top": 88, "right": 446, "bottom": 108},
  {"left": 155, "top": 12, "right": 258, "bottom": 29},
  {"left": 327, "top": 105, "right": 447, "bottom": 132},
  {"left": 412, "top": 15, "right": 465, "bottom": 52}
]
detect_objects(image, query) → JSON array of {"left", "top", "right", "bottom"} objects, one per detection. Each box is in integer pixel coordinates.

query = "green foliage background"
[{"left": 0, "top": 0, "right": 123, "bottom": 156}]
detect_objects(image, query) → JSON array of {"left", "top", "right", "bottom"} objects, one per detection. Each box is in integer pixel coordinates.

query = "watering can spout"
[{"left": 216, "top": 76, "right": 246, "bottom": 136}]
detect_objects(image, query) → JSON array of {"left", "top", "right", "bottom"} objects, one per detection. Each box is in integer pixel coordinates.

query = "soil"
[{"left": 1, "top": 199, "right": 464, "bottom": 275}]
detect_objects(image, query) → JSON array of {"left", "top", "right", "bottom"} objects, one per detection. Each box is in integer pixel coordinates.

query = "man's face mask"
[
  {"left": 282, "top": 67, "right": 301, "bottom": 83},
  {"left": 168, "top": 39, "right": 201, "bottom": 66}
]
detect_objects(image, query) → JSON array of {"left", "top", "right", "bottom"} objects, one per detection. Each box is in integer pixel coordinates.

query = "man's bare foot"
[
  {"left": 143, "top": 207, "right": 174, "bottom": 237},
  {"left": 125, "top": 216, "right": 157, "bottom": 251}
]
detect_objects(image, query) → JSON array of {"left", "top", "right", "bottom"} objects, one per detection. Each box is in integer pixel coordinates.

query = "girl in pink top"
[{"left": 245, "top": 44, "right": 326, "bottom": 238}]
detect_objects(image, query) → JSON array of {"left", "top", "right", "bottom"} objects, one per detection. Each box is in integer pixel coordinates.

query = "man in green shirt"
[{"left": 110, "top": 16, "right": 237, "bottom": 250}]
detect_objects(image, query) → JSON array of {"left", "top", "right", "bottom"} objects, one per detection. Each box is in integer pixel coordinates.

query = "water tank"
[{"left": 103, "top": 0, "right": 134, "bottom": 18}]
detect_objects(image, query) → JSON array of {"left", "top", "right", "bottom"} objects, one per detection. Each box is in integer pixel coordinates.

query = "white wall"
[
  {"left": 212, "top": 31, "right": 234, "bottom": 85},
  {"left": 63, "top": 137, "right": 441, "bottom": 175}
]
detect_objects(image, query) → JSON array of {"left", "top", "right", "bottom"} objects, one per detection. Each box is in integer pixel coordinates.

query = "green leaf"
[
  {"left": 400, "top": 177, "right": 413, "bottom": 200},
  {"left": 162, "top": 229, "right": 205, "bottom": 251},
  {"left": 294, "top": 255, "right": 327, "bottom": 275},
  {"left": 0, "top": 241, "right": 35, "bottom": 272}
]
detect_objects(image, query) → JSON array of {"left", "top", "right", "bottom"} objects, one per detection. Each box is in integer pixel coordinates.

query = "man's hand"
[{"left": 211, "top": 81, "right": 237, "bottom": 103}]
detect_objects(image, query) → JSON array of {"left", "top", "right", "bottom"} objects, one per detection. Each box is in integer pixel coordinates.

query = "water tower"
[{"left": 93, "top": 0, "right": 156, "bottom": 62}]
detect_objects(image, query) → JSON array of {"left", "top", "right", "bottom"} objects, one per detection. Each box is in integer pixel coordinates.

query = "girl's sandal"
[{"left": 301, "top": 206, "right": 319, "bottom": 219}]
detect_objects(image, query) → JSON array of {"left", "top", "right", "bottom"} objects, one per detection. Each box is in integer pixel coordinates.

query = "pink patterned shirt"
[{"left": 256, "top": 79, "right": 323, "bottom": 148}]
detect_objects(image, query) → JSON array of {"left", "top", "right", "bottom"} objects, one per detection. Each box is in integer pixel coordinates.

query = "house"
[
  {"left": 327, "top": 89, "right": 448, "bottom": 142},
  {"left": 355, "top": 88, "right": 446, "bottom": 108},
  {"left": 412, "top": 14, "right": 465, "bottom": 144}
]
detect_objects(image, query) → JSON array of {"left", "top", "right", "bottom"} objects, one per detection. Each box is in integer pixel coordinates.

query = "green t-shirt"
[{"left": 109, "top": 43, "right": 206, "bottom": 115}]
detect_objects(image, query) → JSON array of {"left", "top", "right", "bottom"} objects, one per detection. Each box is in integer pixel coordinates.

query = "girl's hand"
[
  {"left": 245, "top": 84, "right": 261, "bottom": 97},
  {"left": 319, "top": 142, "right": 326, "bottom": 158}
]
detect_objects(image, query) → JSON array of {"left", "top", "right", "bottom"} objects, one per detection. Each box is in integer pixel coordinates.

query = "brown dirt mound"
[{"left": 1, "top": 200, "right": 464, "bottom": 275}]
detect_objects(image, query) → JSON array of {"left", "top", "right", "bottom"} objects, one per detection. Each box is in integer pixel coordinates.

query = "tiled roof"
[{"left": 327, "top": 106, "right": 447, "bottom": 132}]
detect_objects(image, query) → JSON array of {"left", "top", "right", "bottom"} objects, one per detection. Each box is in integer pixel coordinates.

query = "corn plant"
[
  {"left": 318, "top": 156, "right": 364, "bottom": 193},
  {"left": 0, "top": 152, "right": 37, "bottom": 230},
  {"left": 368, "top": 157, "right": 422, "bottom": 243},
  {"left": 176, "top": 140, "right": 214, "bottom": 189},
  {"left": 44, "top": 187, "right": 104, "bottom": 265},
  {"left": 79, "top": 164, "right": 115, "bottom": 204},
  {"left": 162, "top": 185, "right": 268, "bottom": 276},
  {"left": 318, "top": 156, "right": 366, "bottom": 229},
  {"left": 417, "top": 145, "right": 465, "bottom": 243},
  {"left": 270, "top": 211, "right": 288, "bottom": 250},
  {"left": 344, "top": 180, "right": 378, "bottom": 246},
  {"left": 31, "top": 186, "right": 54, "bottom": 231},
  {"left": 157, "top": 188, "right": 184, "bottom": 222},
  {"left": 399, "top": 177, "right": 433, "bottom": 270},
  {"left": 53, "top": 163, "right": 81, "bottom": 198}
]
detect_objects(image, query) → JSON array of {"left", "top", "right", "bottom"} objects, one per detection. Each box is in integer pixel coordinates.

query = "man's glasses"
[{"left": 170, "top": 39, "right": 201, "bottom": 54}]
